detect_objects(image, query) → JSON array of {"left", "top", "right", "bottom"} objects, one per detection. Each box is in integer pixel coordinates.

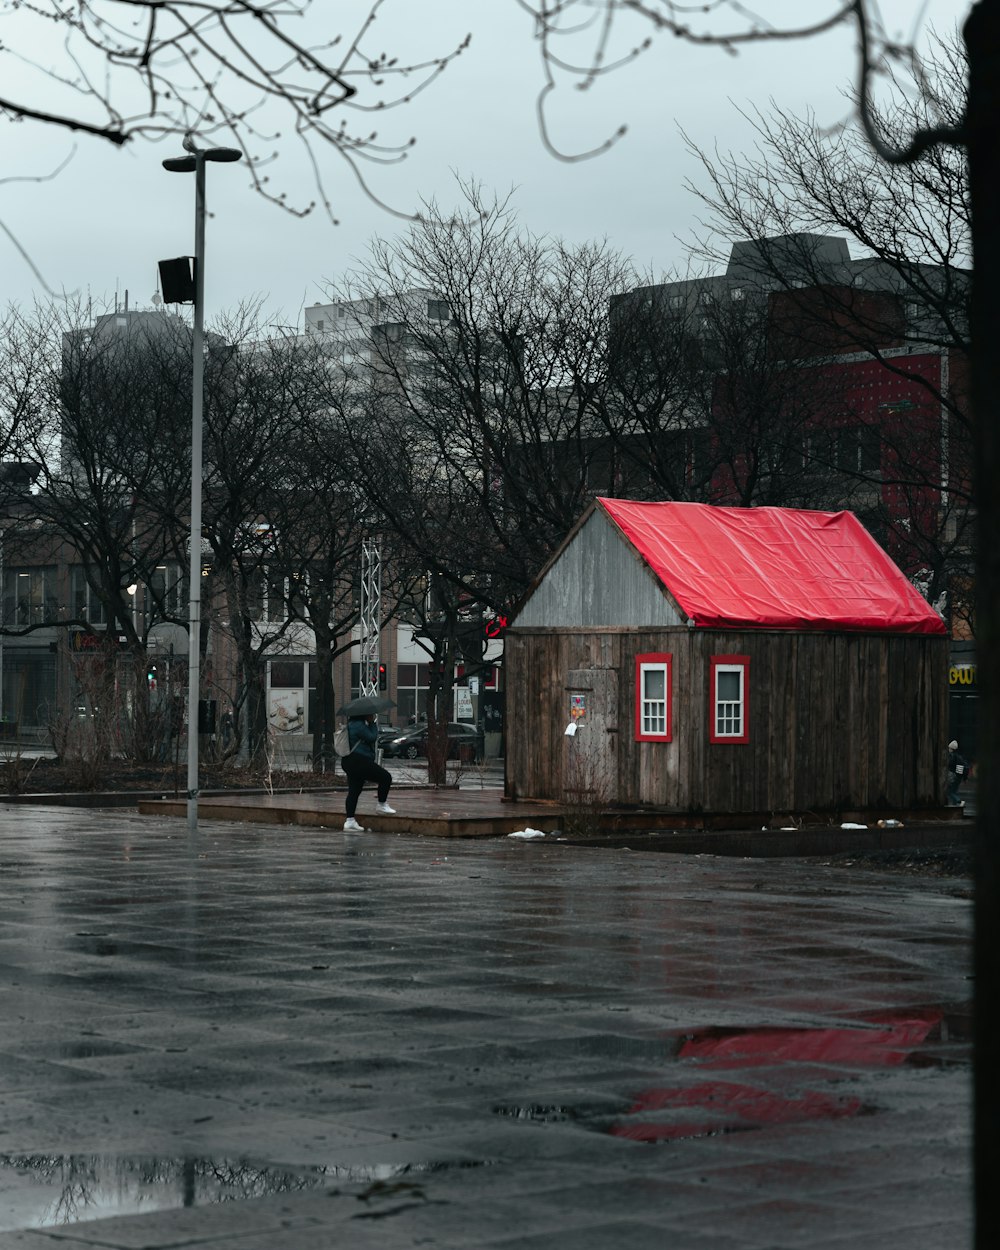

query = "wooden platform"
[
  {"left": 136, "top": 786, "right": 968, "bottom": 848},
  {"left": 137, "top": 787, "right": 565, "bottom": 838}
]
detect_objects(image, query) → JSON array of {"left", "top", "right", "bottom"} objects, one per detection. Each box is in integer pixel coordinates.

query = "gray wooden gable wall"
[{"left": 515, "top": 508, "right": 684, "bottom": 629}]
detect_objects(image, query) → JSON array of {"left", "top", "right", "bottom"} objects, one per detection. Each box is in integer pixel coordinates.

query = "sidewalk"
[
  {"left": 0, "top": 804, "right": 972, "bottom": 1248},
  {"left": 263, "top": 739, "right": 506, "bottom": 789}
]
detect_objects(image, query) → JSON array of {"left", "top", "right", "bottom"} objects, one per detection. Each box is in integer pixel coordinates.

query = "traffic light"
[
  {"left": 146, "top": 663, "right": 157, "bottom": 691},
  {"left": 378, "top": 663, "right": 387, "bottom": 691}
]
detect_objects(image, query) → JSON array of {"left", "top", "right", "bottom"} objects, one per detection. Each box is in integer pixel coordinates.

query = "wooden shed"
[{"left": 505, "top": 499, "right": 949, "bottom": 819}]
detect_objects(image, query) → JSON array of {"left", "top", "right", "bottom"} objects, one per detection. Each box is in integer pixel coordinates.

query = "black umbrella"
[{"left": 336, "top": 695, "right": 396, "bottom": 717}]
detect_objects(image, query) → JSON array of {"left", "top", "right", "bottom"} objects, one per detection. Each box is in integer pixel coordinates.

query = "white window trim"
[
  {"left": 710, "top": 657, "right": 749, "bottom": 744},
  {"left": 635, "top": 653, "right": 672, "bottom": 741}
]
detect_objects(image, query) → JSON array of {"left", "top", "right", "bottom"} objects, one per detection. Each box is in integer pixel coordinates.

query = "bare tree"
[
  {"left": 672, "top": 32, "right": 974, "bottom": 632},
  {"left": 3, "top": 300, "right": 195, "bottom": 760},
  {"left": 522, "top": 2, "right": 965, "bottom": 162},
  {"left": 193, "top": 308, "right": 336, "bottom": 766},
  {"left": 606, "top": 284, "right": 864, "bottom": 510},
  {"left": 319, "top": 185, "right": 650, "bottom": 777},
  {"left": 332, "top": 184, "right": 640, "bottom": 606},
  {"left": 603, "top": 289, "right": 709, "bottom": 501},
  {"left": 1, "top": 1, "right": 470, "bottom": 223},
  {"left": 0, "top": 303, "right": 50, "bottom": 468},
  {"left": 263, "top": 386, "right": 418, "bottom": 772},
  {"left": 683, "top": 30, "right": 969, "bottom": 432},
  {"left": 309, "top": 186, "right": 642, "bottom": 774}
]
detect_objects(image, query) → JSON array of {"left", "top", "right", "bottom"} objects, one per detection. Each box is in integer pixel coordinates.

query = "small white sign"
[
  {"left": 455, "top": 687, "right": 474, "bottom": 718},
  {"left": 469, "top": 677, "right": 480, "bottom": 695}
]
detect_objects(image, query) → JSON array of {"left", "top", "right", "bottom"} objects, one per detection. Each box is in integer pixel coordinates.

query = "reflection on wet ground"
[
  {"left": 668, "top": 1004, "right": 971, "bottom": 1069},
  {"left": 609, "top": 1083, "right": 876, "bottom": 1142},
  {"left": 604, "top": 1006, "right": 970, "bottom": 1144},
  {"left": 492, "top": 1101, "right": 613, "bottom": 1124},
  {"left": 491, "top": 1005, "right": 971, "bottom": 1146},
  {"left": 0, "top": 1153, "right": 323, "bottom": 1231},
  {"left": 0, "top": 1152, "right": 496, "bottom": 1232}
]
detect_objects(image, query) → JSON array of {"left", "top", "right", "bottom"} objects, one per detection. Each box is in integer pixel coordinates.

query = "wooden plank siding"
[{"left": 506, "top": 626, "right": 948, "bottom": 815}]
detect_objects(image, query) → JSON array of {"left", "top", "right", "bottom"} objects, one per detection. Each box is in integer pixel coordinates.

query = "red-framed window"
[
  {"left": 709, "top": 655, "right": 750, "bottom": 744},
  {"left": 635, "top": 653, "right": 672, "bottom": 741}
]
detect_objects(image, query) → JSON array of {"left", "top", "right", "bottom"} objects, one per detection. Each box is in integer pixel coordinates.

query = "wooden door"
[{"left": 563, "top": 667, "right": 619, "bottom": 809}]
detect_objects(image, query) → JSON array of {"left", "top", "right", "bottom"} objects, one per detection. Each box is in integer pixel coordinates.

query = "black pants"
[{"left": 342, "top": 752, "right": 392, "bottom": 817}]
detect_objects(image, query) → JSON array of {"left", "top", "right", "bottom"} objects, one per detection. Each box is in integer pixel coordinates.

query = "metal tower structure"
[{"left": 358, "top": 538, "right": 382, "bottom": 697}]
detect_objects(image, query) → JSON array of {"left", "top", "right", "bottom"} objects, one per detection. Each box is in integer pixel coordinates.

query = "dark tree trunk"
[
  {"left": 965, "top": 5, "right": 1000, "bottom": 1247},
  {"left": 426, "top": 644, "right": 453, "bottom": 786},
  {"left": 311, "top": 630, "right": 336, "bottom": 772},
  {"left": 236, "top": 618, "right": 268, "bottom": 767},
  {"left": 127, "top": 645, "right": 160, "bottom": 763},
  {"left": 244, "top": 667, "right": 268, "bottom": 765}
]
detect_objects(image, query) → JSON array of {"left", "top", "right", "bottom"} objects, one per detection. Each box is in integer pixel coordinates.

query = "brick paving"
[{"left": 0, "top": 803, "right": 972, "bottom": 1248}]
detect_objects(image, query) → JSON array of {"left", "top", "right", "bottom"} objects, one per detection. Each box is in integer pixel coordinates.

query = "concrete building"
[{"left": 610, "top": 233, "right": 972, "bottom": 632}]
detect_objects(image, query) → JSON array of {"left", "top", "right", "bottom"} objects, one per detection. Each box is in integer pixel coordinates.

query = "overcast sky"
[{"left": 1, "top": 1, "right": 970, "bottom": 330}]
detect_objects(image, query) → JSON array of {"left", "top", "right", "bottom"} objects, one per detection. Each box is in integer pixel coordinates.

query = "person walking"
[
  {"left": 947, "top": 739, "right": 968, "bottom": 806},
  {"left": 342, "top": 713, "right": 395, "bottom": 831}
]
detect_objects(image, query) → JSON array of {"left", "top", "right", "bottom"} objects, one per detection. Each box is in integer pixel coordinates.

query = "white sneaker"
[
  {"left": 343, "top": 817, "right": 363, "bottom": 831},
  {"left": 376, "top": 802, "right": 396, "bottom": 815}
]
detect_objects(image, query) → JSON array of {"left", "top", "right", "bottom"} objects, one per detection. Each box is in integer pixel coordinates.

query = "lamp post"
[{"left": 162, "top": 141, "right": 241, "bottom": 834}]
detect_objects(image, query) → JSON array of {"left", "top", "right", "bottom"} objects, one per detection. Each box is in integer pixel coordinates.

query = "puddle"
[
  {"left": 0, "top": 1153, "right": 323, "bottom": 1232},
  {"left": 491, "top": 1099, "right": 634, "bottom": 1127},
  {"left": 44, "top": 1041, "right": 146, "bottom": 1061},
  {"left": 335, "top": 1159, "right": 495, "bottom": 1177},
  {"left": 0, "top": 1153, "right": 493, "bottom": 1233},
  {"left": 492, "top": 1103, "right": 580, "bottom": 1123}
]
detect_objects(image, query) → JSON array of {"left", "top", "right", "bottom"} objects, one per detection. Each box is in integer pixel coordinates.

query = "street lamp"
[{"left": 162, "top": 140, "right": 241, "bottom": 835}]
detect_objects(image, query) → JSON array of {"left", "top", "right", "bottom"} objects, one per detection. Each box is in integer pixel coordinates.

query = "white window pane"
[
  {"left": 713, "top": 663, "right": 746, "bottom": 739},
  {"left": 644, "top": 670, "right": 665, "bottom": 701},
  {"left": 643, "top": 707, "right": 666, "bottom": 734},
  {"left": 639, "top": 661, "right": 669, "bottom": 737}
]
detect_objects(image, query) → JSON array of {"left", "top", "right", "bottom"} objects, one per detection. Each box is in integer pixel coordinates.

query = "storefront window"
[{"left": 396, "top": 662, "right": 430, "bottom": 725}]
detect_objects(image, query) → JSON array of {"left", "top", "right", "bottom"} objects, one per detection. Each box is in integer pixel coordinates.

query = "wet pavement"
[{"left": 0, "top": 804, "right": 972, "bottom": 1248}]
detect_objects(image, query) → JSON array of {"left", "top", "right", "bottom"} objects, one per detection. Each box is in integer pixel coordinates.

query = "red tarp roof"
[{"left": 597, "top": 499, "right": 947, "bottom": 635}]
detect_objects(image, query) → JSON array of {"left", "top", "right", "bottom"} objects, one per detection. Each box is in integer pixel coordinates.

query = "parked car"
[
  {"left": 376, "top": 725, "right": 402, "bottom": 754},
  {"left": 380, "top": 721, "right": 485, "bottom": 762}
]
